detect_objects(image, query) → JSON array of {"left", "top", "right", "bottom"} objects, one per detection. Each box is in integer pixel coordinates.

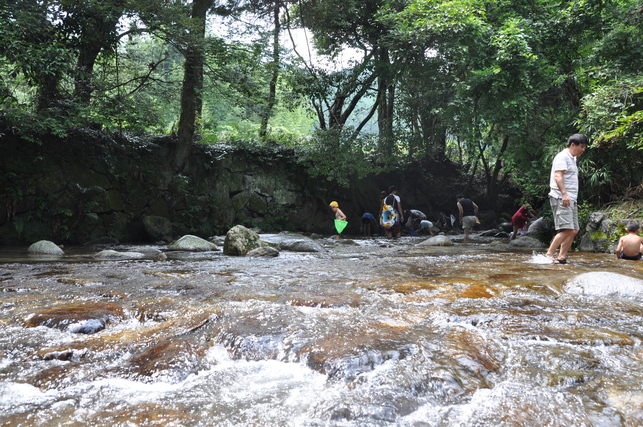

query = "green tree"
[
  {"left": 0, "top": 0, "right": 70, "bottom": 111},
  {"left": 293, "top": 0, "right": 404, "bottom": 152}
]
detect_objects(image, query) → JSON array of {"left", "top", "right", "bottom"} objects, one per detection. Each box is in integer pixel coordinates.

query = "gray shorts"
[
  {"left": 462, "top": 216, "right": 477, "bottom": 230},
  {"left": 550, "top": 197, "right": 579, "bottom": 230}
]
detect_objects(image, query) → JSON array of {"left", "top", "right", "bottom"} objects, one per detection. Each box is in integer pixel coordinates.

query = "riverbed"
[{"left": 2, "top": 235, "right": 643, "bottom": 426}]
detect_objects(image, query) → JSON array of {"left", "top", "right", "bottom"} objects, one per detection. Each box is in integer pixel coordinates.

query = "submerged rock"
[
  {"left": 259, "top": 232, "right": 324, "bottom": 252},
  {"left": 247, "top": 246, "right": 280, "bottom": 257},
  {"left": 564, "top": 272, "right": 643, "bottom": 299},
  {"left": 27, "top": 240, "right": 64, "bottom": 255},
  {"left": 124, "top": 339, "right": 208, "bottom": 383},
  {"left": 167, "top": 235, "right": 218, "bottom": 251},
  {"left": 25, "top": 302, "right": 125, "bottom": 333},
  {"left": 93, "top": 249, "right": 146, "bottom": 259}
]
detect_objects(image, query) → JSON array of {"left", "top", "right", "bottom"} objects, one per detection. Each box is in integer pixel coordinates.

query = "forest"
[{"left": 1, "top": 0, "right": 643, "bottom": 214}]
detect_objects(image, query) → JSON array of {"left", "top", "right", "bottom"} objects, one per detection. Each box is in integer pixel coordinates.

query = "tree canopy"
[{"left": 1, "top": 0, "right": 642, "bottom": 205}]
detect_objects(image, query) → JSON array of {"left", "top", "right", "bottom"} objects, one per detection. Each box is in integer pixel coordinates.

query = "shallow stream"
[{"left": 2, "top": 235, "right": 643, "bottom": 426}]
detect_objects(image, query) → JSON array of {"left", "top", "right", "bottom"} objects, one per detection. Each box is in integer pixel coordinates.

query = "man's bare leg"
[{"left": 546, "top": 229, "right": 578, "bottom": 259}]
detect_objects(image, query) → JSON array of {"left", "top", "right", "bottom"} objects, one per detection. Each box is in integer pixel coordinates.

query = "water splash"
[{"left": 529, "top": 252, "right": 554, "bottom": 264}]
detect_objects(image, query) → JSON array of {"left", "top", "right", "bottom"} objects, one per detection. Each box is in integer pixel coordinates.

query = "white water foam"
[{"left": 529, "top": 252, "right": 554, "bottom": 264}]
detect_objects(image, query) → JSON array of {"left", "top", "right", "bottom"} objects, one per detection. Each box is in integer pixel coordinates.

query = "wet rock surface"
[
  {"left": 223, "top": 224, "right": 269, "bottom": 255},
  {"left": 417, "top": 235, "right": 453, "bottom": 246},
  {"left": 167, "top": 234, "right": 218, "bottom": 251},
  {"left": 564, "top": 271, "right": 643, "bottom": 299},
  {"left": 260, "top": 232, "right": 325, "bottom": 252},
  {"left": 27, "top": 240, "right": 65, "bottom": 255},
  {"left": 25, "top": 302, "right": 125, "bottom": 333}
]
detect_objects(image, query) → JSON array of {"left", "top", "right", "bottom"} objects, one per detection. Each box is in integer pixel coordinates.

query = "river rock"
[
  {"left": 586, "top": 212, "right": 607, "bottom": 231},
  {"left": 247, "top": 246, "right": 280, "bottom": 257},
  {"left": 300, "top": 324, "right": 412, "bottom": 379},
  {"left": 167, "top": 234, "right": 218, "bottom": 251},
  {"left": 27, "top": 240, "right": 64, "bottom": 255},
  {"left": 124, "top": 339, "right": 208, "bottom": 383},
  {"left": 527, "top": 217, "right": 545, "bottom": 233},
  {"left": 259, "top": 232, "right": 324, "bottom": 252},
  {"left": 579, "top": 233, "right": 598, "bottom": 252},
  {"left": 564, "top": 272, "right": 643, "bottom": 299},
  {"left": 508, "top": 236, "right": 546, "bottom": 248},
  {"left": 93, "top": 249, "right": 147, "bottom": 259},
  {"left": 142, "top": 215, "right": 173, "bottom": 242},
  {"left": 498, "top": 222, "right": 513, "bottom": 233},
  {"left": 223, "top": 225, "right": 269, "bottom": 256},
  {"left": 417, "top": 235, "right": 453, "bottom": 246},
  {"left": 25, "top": 302, "right": 125, "bottom": 333},
  {"left": 335, "top": 238, "right": 358, "bottom": 245}
]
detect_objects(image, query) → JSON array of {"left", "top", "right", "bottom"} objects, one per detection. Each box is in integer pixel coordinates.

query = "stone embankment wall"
[
  {"left": 0, "top": 133, "right": 321, "bottom": 244},
  {"left": 0, "top": 132, "right": 473, "bottom": 245}
]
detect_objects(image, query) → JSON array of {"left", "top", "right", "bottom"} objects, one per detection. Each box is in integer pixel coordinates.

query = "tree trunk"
[
  {"left": 259, "top": 1, "right": 281, "bottom": 139},
  {"left": 376, "top": 48, "right": 394, "bottom": 154},
  {"left": 175, "top": 0, "right": 214, "bottom": 172},
  {"left": 487, "top": 135, "right": 509, "bottom": 202},
  {"left": 74, "top": 44, "right": 102, "bottom": 106}
]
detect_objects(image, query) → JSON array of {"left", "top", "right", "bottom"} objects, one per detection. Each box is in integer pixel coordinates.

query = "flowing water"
[{"left": 2, "top": 235, "right": 643, "bottom": 426}]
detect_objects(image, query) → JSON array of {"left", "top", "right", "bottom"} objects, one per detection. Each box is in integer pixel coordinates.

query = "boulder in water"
[
  {"left": 167, "top": 235, "right": 218, "bottom": 251},
  {"left": 247, "top": 246, "right": 280, "bottom": 257},
  {"left": 93, "top": 249, "right": 146, "bottom": 259},
  {"left": 224, "top": 225, "right": 269, "bottom": 256},
  {"left": 417, "top": 235, "right": 453, "bottom": 246},
  {"left": 564, "top": 272, "right": 643, "bottom": 300},
  {"left": 498, "top": 222, "right": 513, "bottom": 233},
  {"left": 259, "top": 232, "right": 324, "bottom": 252},
  {"left": 27, "top": 240, "right": 64, "bottom": 255},
  {"left": 508, "top": 236, "right": 546, "bottom": 248}
]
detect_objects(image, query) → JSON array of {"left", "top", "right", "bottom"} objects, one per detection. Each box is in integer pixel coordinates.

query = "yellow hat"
[{"left": 329, "top": 201, "right": 339, "bottom": 207}]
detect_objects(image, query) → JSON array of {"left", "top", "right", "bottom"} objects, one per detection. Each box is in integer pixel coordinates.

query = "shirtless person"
[{"left": 615, "top": 221, "right": 643, "bottom": 260}]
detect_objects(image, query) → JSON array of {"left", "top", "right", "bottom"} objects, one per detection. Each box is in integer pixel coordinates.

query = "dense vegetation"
[{"left": 1, "top": 0, "right": 642, "bottom": 211}]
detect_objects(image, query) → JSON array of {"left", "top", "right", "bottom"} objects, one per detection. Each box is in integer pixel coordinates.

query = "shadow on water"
[{"left": 2, "top": 234, "right": 643, "bottom": 426}]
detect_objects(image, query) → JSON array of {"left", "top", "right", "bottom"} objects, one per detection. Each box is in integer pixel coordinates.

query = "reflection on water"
[{"left": 2, "top": 236, "right": 643, "bottom": 426}]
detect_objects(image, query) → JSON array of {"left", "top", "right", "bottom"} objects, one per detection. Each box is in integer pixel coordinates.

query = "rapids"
[{"left": 2, "top": 235, "right": 643, "bottom": 426}]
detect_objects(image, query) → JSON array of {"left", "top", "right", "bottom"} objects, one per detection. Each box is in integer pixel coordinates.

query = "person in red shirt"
[{"left": 510, "top": 205, "right": 534, "bottom": 240}]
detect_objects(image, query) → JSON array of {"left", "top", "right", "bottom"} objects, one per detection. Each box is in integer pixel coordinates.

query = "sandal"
[{"left": 552, "top": 258, "right": 567, "bottom": 264}]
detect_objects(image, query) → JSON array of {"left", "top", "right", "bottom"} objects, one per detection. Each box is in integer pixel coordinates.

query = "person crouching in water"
[
  {"left": 616, "top": 221, "right": 643, "bottom": 260},
  {"left": 329, "top": 201, "right": 347, "bottom": 239}
]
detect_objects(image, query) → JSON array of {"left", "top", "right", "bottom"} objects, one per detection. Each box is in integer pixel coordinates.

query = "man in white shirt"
[{"left": 545, "top": 134, "right": 588, "bottom": 264}]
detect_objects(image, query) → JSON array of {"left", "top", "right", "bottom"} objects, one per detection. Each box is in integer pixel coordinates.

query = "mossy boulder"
[{"left": 223, "top": 225, "right": 269, "bottom": 256}]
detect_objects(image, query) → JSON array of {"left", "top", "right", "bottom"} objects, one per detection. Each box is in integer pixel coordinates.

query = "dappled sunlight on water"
[{"left": 2, "top": 236, "right": 643, "bottom": 425}]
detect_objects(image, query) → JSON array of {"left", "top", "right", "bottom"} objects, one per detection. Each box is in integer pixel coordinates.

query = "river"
[{"left": 2, "top": 234, "right": 643, "bottom": 426}]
